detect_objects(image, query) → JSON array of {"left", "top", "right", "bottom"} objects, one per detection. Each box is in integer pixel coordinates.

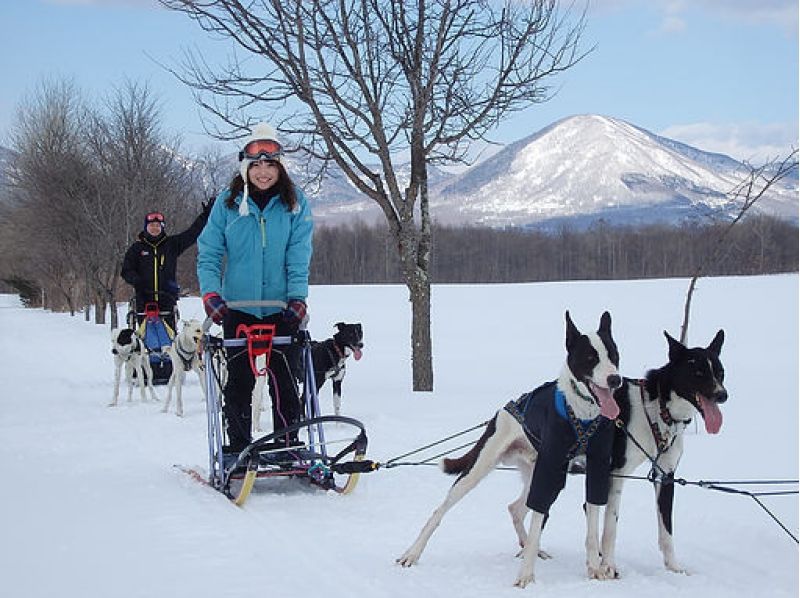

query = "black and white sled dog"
[
  {"left": 109, "top": 327, "right": 159, "bottom": 406},
  {"left": 252, "top": 322, "right": 364, "bottom": 429},
  {"left": 397, "top": 312, "right": 622, "bottom": 588},
  {"left": 311, "top": 322, "right": 364, "bottom": 416},
  {"left": 162, "top": 319, "right": 206, "bottom": 417},
  {"left": 599, "top": 329, "right": 726, "bottom": 578}
]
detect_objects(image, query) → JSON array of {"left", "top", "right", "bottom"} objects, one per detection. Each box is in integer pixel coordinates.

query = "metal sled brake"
[{"left": 202, "top": 301, "right": 373, "bottom": 505}]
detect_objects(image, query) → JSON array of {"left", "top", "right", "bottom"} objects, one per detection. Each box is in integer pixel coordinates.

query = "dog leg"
[
  {"left": 137, "top": 362, "right": 150, "bottom": 403},
  {"left": 655, "top": 478, "right": 686, "bottom": 574},
  {"left": 397, "top": 416, "right": 513, "bottom": 567},
  {"left": 508, "top": 458, "right": 534, "bottom": 550},
  {"left": 162, "top": 377, "right": 174, "bottom": 414},
  {"left": 140, "top": 356, "right": 159, "bottom": 403},
  {"left": 126, "top": 363, "right": 136, "bottom": 403},
  {"left": 197, "top": 364, "right": 207, "bottom": 400},
  {"left": 332, "top": 379, "right": 342, "bottom": 416},
  {"left": 585, "top": 503, "right": 612, "bottom": 580},
  {"left": 599, "top": 475, "right": 625, "bottom": 579},
  {"left": 175, "top": 369, "right": 184, "bottom": 417},
  {"left": 109, "top": 363, "right": 122, "bottom": 407},
  {"left": 514, "top": 511, "right": 546, "bottom": 588}
]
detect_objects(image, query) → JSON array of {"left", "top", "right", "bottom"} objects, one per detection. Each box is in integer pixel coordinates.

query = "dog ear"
[
  {"left": 707, "top": 329, "right": 725, "bottom": 356},
  {"left": 335, "top": 322, "right": 345, "bottom": 330},
  {"left": 565, "top": 311, "right": 580, "bottom": 349},
  {"left": 664, "top": 331, "right": 685, "bottom": 360},
  {"left": 598, "top": 311, "right": 612, "bottom": 334}
]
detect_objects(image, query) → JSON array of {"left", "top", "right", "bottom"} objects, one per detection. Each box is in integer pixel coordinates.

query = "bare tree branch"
[{"left": 680, "top": 149, "right": 798, "bottom": 344}]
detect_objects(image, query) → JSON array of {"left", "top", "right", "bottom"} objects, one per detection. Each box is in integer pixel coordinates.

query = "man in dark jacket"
[{"left": 121, "top": 200, "right": 213, "bottom": 331}]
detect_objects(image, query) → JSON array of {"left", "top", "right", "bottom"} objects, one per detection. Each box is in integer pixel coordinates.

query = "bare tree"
[
  {"left": 6, "top": 79, "right": 94, "bottom": 311},
  {"left": 84, "top": 80, "right": 194, "bottom": 327},
  {"left": 679, "top": 150, "right": 799, "bottom": 344},
  {"left": 161, "top": 0, "right": 590, "bottom": 390},
  {"left": 2, "top": 78, "right": 199, "bottom": 327}
]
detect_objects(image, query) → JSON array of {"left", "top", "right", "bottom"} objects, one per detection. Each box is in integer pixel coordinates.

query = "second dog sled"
[
  {"left": 126, "top": 297, "right": 177, "bottom": 385},
  {"left": 200, "top": 300, "right": 375, "bottom": 506}
]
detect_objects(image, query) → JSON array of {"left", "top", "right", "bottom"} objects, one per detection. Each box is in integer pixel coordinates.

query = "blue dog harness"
[{"left": 504, "top": 381, "right": 613, "bottom": 515}]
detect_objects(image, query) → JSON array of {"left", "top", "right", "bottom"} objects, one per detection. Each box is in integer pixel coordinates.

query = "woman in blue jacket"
[{"left": 197, "top": 123, "right": 314, "bottom": 454}]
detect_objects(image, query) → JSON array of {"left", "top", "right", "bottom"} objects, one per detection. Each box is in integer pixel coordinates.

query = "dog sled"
[
  {"left": 200, "top": 300, "right": 374, "bottom": 505},
  {"left": 126, "top": 298, "right": 177, "bottom": 385}
]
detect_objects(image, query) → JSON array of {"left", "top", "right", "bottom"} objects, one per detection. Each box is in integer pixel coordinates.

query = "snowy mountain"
[
  {"left": 1, "top": 115, "right": 796, "bottom": 229},
  {"left": 431, "top": 115, "right": 798, "bottom": 229}
]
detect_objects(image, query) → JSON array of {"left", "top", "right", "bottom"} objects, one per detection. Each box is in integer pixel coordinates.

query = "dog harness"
[
  {"left": 174, "top": 336, "right": 200, "bottom": 372},
  {"left": 633, "top": 379, "right": 689, "bottom": 457},
  {"left": 316, "top": 339, "right": 345, "bottom": 379},
  {"left": 504, "top": 381, "right": 613, "bottom": 515}
]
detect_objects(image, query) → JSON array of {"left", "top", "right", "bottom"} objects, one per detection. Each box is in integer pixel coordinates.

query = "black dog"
[
  {"left": 598, "top": 330, "right": 727, "bottom": 578},
  {"left": 311, "top": 322, "right": 364, "bottom": 415}
]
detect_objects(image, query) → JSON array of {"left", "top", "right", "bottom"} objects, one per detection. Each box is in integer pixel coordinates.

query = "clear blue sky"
[{"left": 1, "top": 0, "right": 797, "bottom": 164}]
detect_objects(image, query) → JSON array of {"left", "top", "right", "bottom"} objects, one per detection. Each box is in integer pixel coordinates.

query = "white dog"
[
  {"left": 110, "top": 327, "right": 159, "bottom": 406},
  {"left": 162, "top": 319, "right": 206, "bottom": 417}
]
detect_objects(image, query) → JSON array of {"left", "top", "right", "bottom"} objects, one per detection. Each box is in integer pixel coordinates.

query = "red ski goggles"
[
  {"left": 145, "top": 212, "right": 165, "bottom": 224},
  {"left": 239, "top": 138, "right": 283, "bottom": 162}
]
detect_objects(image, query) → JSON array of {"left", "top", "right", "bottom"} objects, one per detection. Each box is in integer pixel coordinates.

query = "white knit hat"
[{"left": 238, "top": 122, "right": 282, "bottom": 217}]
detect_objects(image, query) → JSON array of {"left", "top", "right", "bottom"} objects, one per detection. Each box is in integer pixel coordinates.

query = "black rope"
[
  {"left": 610, "top": 416, "right": 798, "bottom": 544},
  {"left": 383, "top": 440, "right": 479, "bottom": 468},
  {"left": 382, "top": 421, "right": 489, "bottom": 469}
]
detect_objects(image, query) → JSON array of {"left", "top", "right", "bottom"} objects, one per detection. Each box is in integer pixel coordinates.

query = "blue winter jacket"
[{"left": 197, "top": 188, "right": 314, "bottom": 318}]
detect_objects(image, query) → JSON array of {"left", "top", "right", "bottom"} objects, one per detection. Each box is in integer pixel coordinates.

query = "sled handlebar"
[{"left": 202, "top": 300, "right": 288, "bottom": 333}]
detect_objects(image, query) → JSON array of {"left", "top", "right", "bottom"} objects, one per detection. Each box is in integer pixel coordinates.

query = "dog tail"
[{"left": 441, "top": 415, "right": 497, "bottom": 477}]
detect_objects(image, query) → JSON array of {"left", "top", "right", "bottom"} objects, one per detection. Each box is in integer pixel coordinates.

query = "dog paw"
[
  {"left": 588, "top": 564, "right": 617, "bottom": 580},
  {"left": 513, "top": 572, "right": 535, "bottom": 588},
  {"left": 396, "top": 551, "right": 420, "bottom": 567},
  {"left": 666, "top": 562, "right": 689, "bottom": 575}
]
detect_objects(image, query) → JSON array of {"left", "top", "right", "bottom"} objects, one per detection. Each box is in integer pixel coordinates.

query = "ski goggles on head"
[
  {"left": 239, "top": 139, "right": 283, "bottom": 162},
  {"left": 145, "top": 212, "right": 165, "bottom": 224}
]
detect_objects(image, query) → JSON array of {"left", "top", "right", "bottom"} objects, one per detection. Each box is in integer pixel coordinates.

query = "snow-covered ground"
[{"left": 0, "top": 275, "right": 797, "bottom": 597}]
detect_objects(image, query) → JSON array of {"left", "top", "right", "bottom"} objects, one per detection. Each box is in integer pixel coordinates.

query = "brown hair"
[{"left": 225, "top": 160, "right": 298, "bottom": 212}]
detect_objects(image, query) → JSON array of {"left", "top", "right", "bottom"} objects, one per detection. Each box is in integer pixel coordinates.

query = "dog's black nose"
[
  {"left": 715, "top": 389, "right": 728, "bottom": 404},
  {"left": 607, "top": 374, "right": 621, "bottom": 390}
]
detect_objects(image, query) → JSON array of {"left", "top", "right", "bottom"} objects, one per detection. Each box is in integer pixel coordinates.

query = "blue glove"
[
  {"left": 282, "top": 299, "right": 307, "bottom": 327},
  {"left": 203, "top": 293, "right": 228, "bottom": 325}
]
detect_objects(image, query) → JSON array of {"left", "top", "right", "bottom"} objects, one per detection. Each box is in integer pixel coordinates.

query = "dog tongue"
[
  {"left": 591, "top": 382, "right": 620, "bottom": 420},
  {"left": 353, "top": 347, "right": 362, "bottom": 361},
  {"left": 698, "top": 394, "right": 723, "bottom": 434}
]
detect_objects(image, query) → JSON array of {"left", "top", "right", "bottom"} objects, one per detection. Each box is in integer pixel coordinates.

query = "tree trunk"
[
  {"left": 410, "top": 276, "right": 433, "bottom": 392},
  {"left": 108, "top": 288, "right": 119, "bottom": 330},
  {"left": 397, "top": 218, "right": 434, "bottom": 392},
  {"left": 94, "top": 295, "right": 106, "bottom": 325}
]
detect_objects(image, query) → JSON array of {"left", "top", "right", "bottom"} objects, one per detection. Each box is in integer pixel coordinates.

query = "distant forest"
[{"left": 310, "top": 216, "right": 798, "bottom": 284}]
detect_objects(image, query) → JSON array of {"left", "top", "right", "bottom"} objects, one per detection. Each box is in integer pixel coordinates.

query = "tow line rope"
[
  {"left": 612, "top": 418, "right": 798, "bottom": 544},
  {"left": 380, "top": 421, "right": 490, "bottom": 469},
  {"left": 611, "top": 470, "right": 799, "bottom": 544}
]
